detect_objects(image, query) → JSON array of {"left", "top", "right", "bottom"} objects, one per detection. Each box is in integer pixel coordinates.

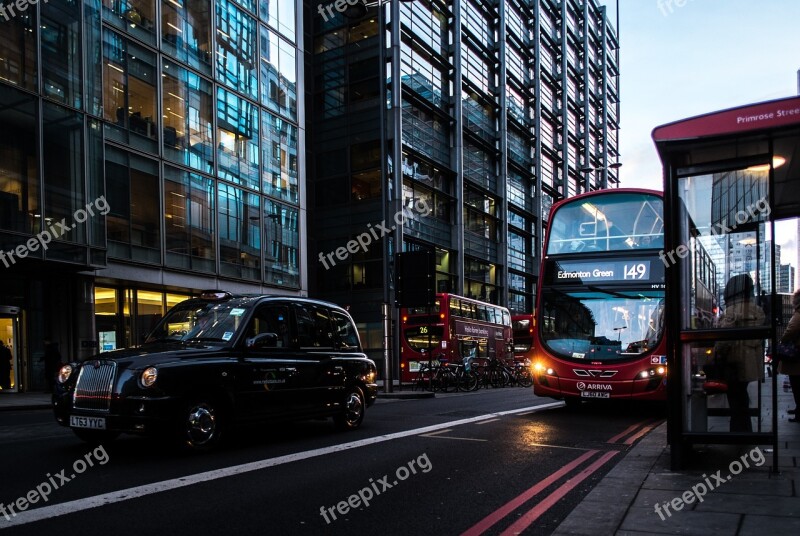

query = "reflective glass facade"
[
  {"left": 0, "top": 0, "right": 302, "bottom": 390},
  {"left": 309, "top": 0, "right": 620, "bottom": 369}
]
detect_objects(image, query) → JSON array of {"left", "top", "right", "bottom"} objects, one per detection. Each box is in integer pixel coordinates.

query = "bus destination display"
[{"left": 548, "top": 260, "right": 662, "bottom": 284}]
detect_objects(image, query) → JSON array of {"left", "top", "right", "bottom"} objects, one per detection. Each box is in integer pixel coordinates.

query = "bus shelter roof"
[{"left": 652, "top": 95, "right": 800, "bottom": 220}]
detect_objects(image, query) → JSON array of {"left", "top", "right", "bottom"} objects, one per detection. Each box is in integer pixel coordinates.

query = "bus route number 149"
[{"left": 623, "top": 263, "right": 648, "bottom": 280}]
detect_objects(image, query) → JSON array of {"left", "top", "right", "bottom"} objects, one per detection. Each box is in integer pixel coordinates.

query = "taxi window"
[
  {"left": 294, "top": 304, "right": 335, "bottom": 348},
  {"left": 331, "top": 310, "right": 360, "bottom": 350},
  {"left": 247, "top": 305, "right": 290, "bottom": 348}
]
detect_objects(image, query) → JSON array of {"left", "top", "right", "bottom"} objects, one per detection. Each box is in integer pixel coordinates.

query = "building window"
[
  {"left": 162, "top": 60, "right": 214, "bottom": 174},
  {"left": 216, "top": 0, "right": 258, "bottom": 99},
  {"left": 0, "top": 9, "right": 36, "bottom": 90},
  {"left": 264, "top": 199, "right": 299, "bottom": 288},
  {"left": 218, "top": 183, "right": 261, "bottom": 280},
  {"left": 508, "top": 231, "right": 528, "bottom": 272},
  {"left": 41, "top": 0, "right": 82, "bottom": 108},
  {"left": 102, "top": 0, "right": 156, "bottom": 45},
  {"left": 105, "top": 147, "right": 161, "bottom": 263},
  {"left": 463, "top": 140, "right": 496, "bottom": 192},
  {"left": 163, "top": 166, "right": 215, "bottom": 272},
  {"left": 262, "top": 110, "right": 298, "bottom": 203},
  {"left": 216, "top": 88, "right": 259, "bottom": 190},
  {"left": 260, "top": 0, "right": 295, "bottom": 41},
  {"left": 465, "top": 258, "right": 499, "bottom": 304},
  {"left": 260, "top": 26, "right": 297, "bottom": 120},
  {"left": 0, "top": 86, "right": 38, "bottom": 235},
  {"left": 43, "top": 102, "right": 85, "bottom": 245},
  {"left": 103, "top": 31, "right": 158, "bottom": 146},
  {"left": 161, "top": 0, "right": 212, "bottom": 75}
]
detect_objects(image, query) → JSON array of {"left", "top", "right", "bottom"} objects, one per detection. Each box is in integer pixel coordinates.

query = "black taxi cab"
[{"left": 53, "top": 292, "right": 378, "bottom": 450}]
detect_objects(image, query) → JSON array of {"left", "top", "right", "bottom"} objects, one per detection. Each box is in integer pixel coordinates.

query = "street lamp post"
[{"left": 581, "top": 160, "right": 622, "bottom": 190}]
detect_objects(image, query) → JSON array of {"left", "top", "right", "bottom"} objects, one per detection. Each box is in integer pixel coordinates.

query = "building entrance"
[{"left": 0, "top": 306, "right": 21, "bottom": 392}]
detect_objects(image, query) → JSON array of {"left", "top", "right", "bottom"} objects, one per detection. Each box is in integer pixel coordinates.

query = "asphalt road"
[{"left": 0, "top": 390, "right": 665, "bottom": 535}]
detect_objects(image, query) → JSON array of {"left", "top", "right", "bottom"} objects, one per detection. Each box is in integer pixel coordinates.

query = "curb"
[
  {"left": 551, "top": 422, "right": 667, "bottom": 536},
  {"left": 377, "top": 391, "right": 435, "bottom": 399},
  {"left": 0, "top": 403, "right": 52, "bottom": 412}
]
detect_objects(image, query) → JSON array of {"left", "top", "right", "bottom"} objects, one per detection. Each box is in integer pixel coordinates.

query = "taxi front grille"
[{"left": 73, "top": 362, "right": 116, "bottom": 412}]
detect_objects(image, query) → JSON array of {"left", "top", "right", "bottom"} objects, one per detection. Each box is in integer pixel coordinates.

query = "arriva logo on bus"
[{"left": 577, "top": 382, "right": 613, "bottom": 391}]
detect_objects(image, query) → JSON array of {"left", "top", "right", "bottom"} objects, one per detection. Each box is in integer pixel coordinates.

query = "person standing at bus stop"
[
  {"left": 715, "top": 274, "right": 765, "bottom": 432},
  {"left": 778, "top": 288, "right": 800, "bottom": 421}
]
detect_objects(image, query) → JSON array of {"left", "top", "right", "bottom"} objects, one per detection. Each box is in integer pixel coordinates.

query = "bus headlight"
[
  {"left": 57, "top": 364, "right": 73, "bottom": 384},
  {"left": 640, "top": 367, "right": 667, "bottom": 379},
  {"left": 140, "top": 367, "right": 158, "bottom": 388}
]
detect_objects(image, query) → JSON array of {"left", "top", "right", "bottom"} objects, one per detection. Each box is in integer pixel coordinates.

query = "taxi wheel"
[
  {"left": 334, "top": 386, "right": 365, "bottom": 431},
  {"left": 73, "top": 429, "right": 119, "bottom": 445},
  {"left": 181, "top": 398, "right": 226, "bottom": 451}
]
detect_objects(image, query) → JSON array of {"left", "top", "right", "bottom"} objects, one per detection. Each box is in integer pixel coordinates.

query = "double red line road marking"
[{"left": 460, "top": 417, "right": 661, "bottom": 536}]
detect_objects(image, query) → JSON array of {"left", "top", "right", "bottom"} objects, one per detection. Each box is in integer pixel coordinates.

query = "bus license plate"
[
  {"left": 70, "top": 415, "right": 106, "bottom": 430},
  {"left": 580, "top": 391, "right": 610, "bottom": 399}
]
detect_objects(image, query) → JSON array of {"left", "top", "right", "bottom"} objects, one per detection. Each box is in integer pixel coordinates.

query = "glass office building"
[
  {"left": 308, "top": 0, "right": 620, "bottom": 371},
  {"left": 0, "top": 0, "right": 302, "bottom": 391}
]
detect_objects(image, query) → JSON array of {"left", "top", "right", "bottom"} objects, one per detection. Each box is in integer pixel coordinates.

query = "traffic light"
[{"left": 395, "top": 250, "right": 436, "bottom": 308}]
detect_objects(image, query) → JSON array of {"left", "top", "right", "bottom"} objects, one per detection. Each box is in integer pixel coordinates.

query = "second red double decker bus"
[
  {"left": 400, "top": 293, "right": 513, "bottom": 383},
  {"left": 512, "top": 313, "right": 535, "bottom": 363},
  {"left": 532, "top": 189, "right": 668, "bottom": 403}
]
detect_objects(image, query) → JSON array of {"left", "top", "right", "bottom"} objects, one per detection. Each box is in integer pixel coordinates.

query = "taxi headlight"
[
  {"left": 57, "top": 364, "right": 73, "bottom": 384},
  {"left": 141, "top": 367, "right": 158, "bottom": 388}
]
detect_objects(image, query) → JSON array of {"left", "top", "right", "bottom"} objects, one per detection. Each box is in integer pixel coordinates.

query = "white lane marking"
[
  {"left": 0, "top": 402, "right": 563, "bottom": 529},
  {"left": 475, "top": 418, "right": 501, "bottom": 425},
  {"left": 421, "top": 434, "right": 488, "bottom": 442},
  {"left": 419, "top": 429, "right": 453, "bottom": 437},
  {"left": 419, "top": 428, "right": 489, "bottom": 442}
]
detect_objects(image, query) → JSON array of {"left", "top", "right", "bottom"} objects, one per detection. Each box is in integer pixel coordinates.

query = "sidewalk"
[
  {"left": 0, "top": 391, "right": 52, "bottom": 411},
  {"left": 553, "top": 377, "right": 800, "bottom": 536}
]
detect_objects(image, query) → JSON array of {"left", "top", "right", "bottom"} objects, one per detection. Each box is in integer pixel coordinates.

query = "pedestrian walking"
[{"left": 778, "top": 288, "right": 800, "bottom": 422}]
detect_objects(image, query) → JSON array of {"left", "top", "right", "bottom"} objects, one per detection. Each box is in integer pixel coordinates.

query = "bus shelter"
[{"left": 653, "top": 95, "right": 800, "bottom": 469}]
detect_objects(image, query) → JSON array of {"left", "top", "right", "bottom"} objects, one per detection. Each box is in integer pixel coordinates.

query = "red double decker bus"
[
  {"left": 532, "top": 189, "right": 667, "bottom": 403},
  {"left": 512, "top": 314, "right": 535, "bottom": 363},
  {"left": 399, "top": 293, "right": 513, "bottom": 383}
]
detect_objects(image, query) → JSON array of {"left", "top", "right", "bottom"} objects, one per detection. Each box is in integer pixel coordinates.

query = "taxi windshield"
[{"left": 146, "top": 302, "right": 251, "bottom": 343}]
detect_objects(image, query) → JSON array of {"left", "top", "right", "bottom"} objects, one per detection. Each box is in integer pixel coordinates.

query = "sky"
[{"left": 601, "top": 0, "right": 800, "bottom": 275}]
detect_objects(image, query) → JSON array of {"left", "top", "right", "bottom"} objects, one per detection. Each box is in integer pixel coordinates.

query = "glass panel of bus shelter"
[{"left": 677, "top": 166, "right": 773, "bottom": 434}]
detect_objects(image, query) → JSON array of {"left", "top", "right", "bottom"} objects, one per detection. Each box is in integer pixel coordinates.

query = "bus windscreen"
[{"left": 546, "top": 193, "right": 664, "bottom": 255}]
